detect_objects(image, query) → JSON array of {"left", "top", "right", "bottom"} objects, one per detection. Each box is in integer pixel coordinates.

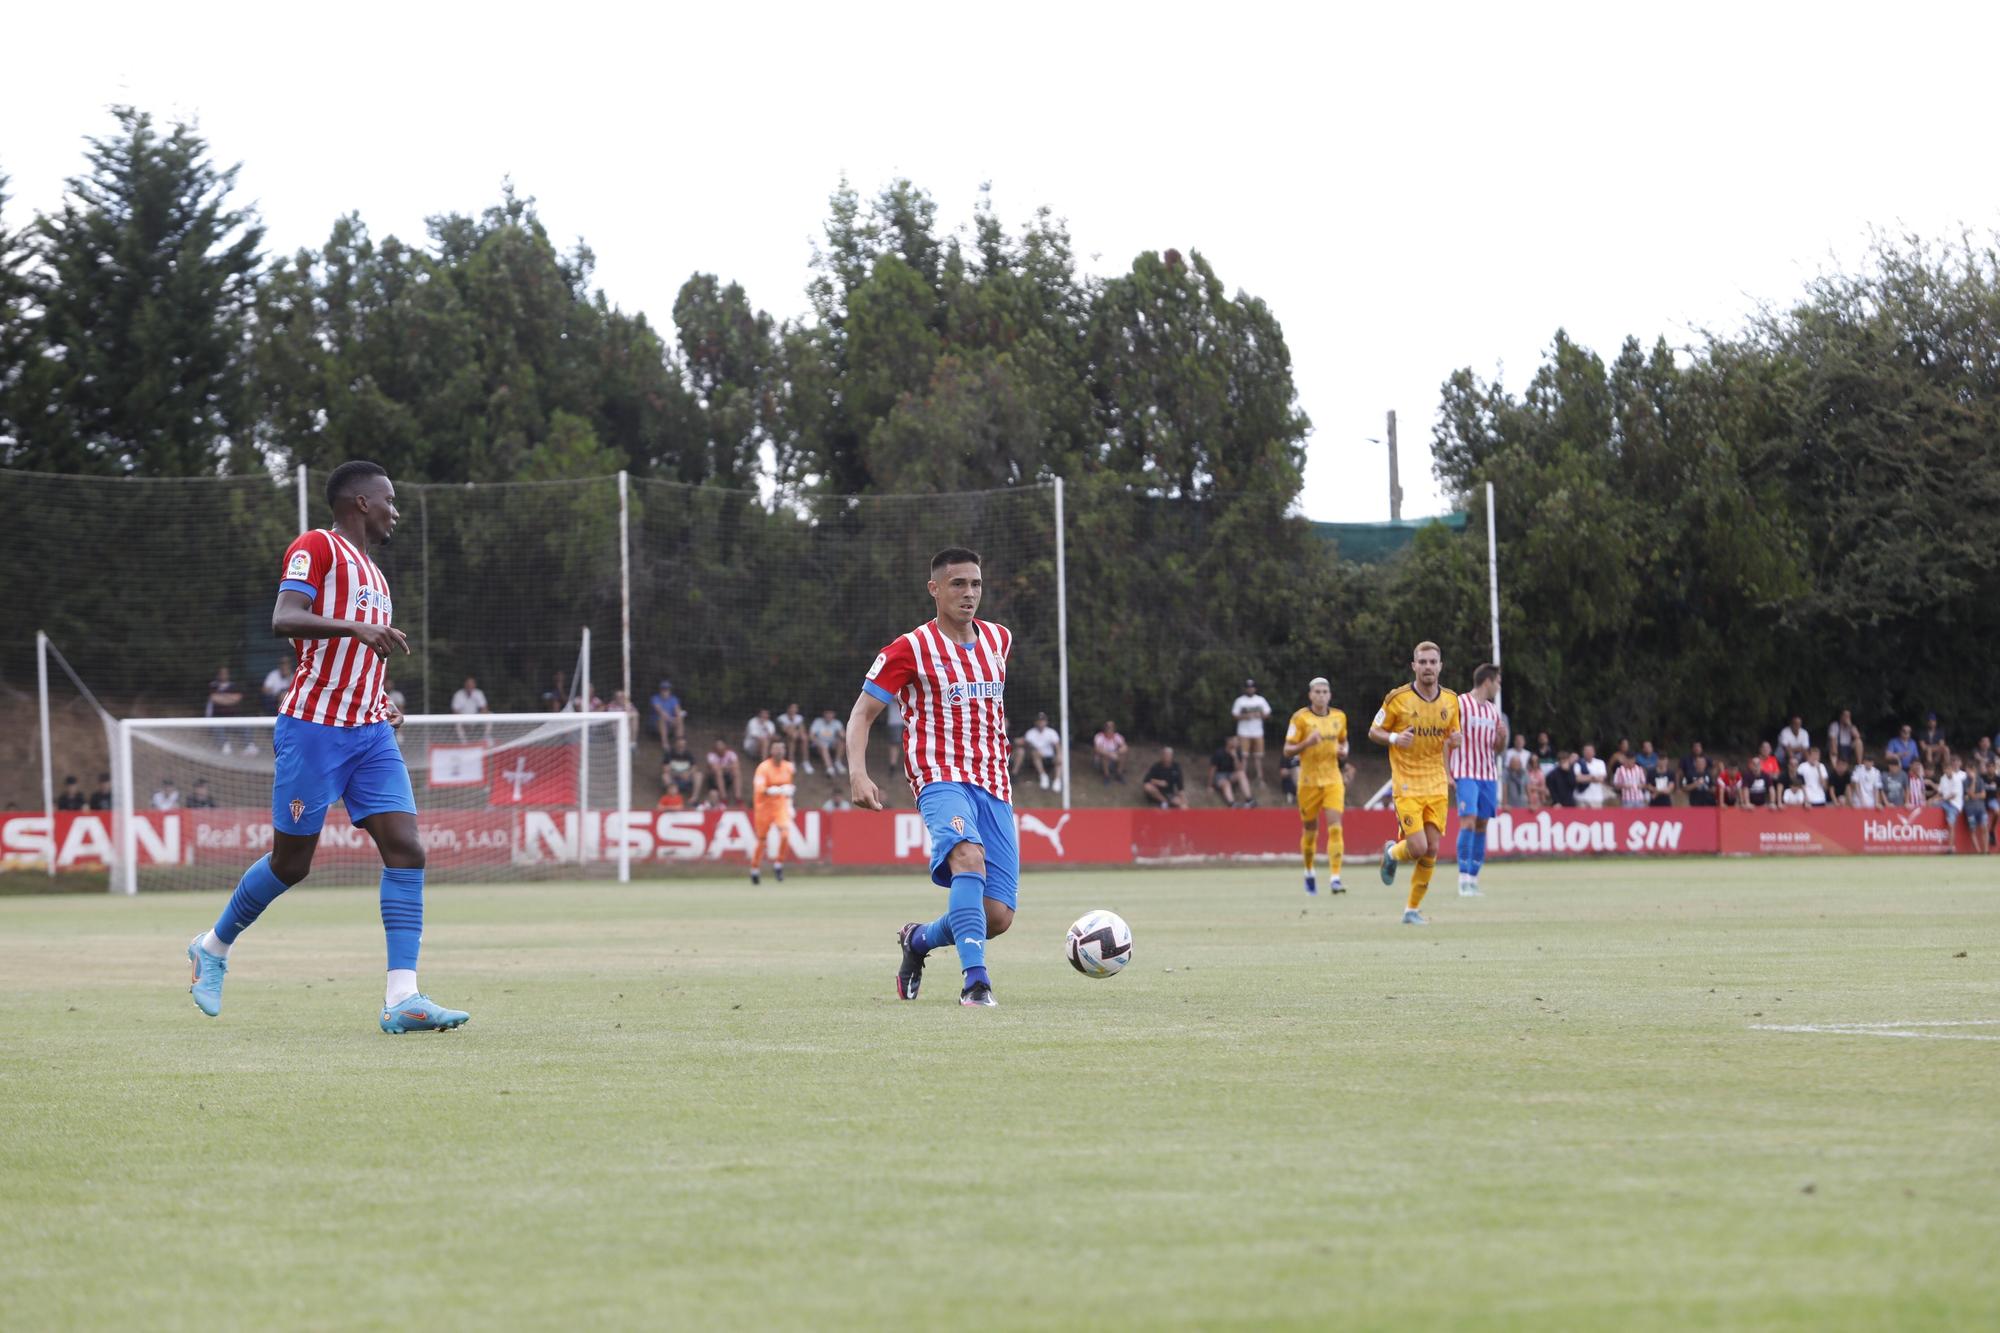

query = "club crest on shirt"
[
  {"left": 289, "top": 798, "right": 304, "bottom": 823},
  {"left": 866, "top": 652, "right": 888, "bottom": 680},
  {"left": 950, "top": 815, "right": 966, "bottom": 834},
  {"left": 285, "top": 550, "right": 312, "bottom": 579}
]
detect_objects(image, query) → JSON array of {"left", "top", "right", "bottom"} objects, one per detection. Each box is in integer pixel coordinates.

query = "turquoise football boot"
[
  {"left": 187, "top": 935, "right": 227, "bottom": 1017},
  {"left": 379, "top": 994, "right": 470, "bottom": 1034}
]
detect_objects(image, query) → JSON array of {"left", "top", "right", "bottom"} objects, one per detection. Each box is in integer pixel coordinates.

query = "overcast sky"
[{"left": 6, "top": 2, "right": 1997, "bottom": 519}]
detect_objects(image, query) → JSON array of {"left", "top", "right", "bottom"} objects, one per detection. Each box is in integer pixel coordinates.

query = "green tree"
[{"left": 8, "top": 108, "right": 263, "bottom": 475}]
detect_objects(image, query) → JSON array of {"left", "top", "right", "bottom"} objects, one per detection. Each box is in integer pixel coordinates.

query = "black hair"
[
  {"left": 326, "top": 459, "right": 389, "bottom": 511},
  {"left": 1473, "top": 663, "right": 1501, "bottom": 687},
  {"left": 930, "top": 546, "right": 982, "bottom": 573}
]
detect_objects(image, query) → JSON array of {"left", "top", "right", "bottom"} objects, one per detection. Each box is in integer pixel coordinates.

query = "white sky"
[{"left": 6, "top": 2, "right": 1997, "bottom": 520}]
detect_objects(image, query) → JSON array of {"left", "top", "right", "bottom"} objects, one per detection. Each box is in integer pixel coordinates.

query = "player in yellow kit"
[
  {"left": 1283, "top": 676, "right": 1349, "bottom": 896},
  {"left": 1368, "top": 641, "right": 1462, "bottom": 924}
]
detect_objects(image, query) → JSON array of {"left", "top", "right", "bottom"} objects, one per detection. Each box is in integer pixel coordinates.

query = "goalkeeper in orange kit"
[{"left": 750, "top": 740, "right": 797, "bottom": 885}]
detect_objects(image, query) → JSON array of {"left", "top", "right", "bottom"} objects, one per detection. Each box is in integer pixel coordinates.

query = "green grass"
[{"left": 3, "top": 861, "right": 1997, "bottom": 1330}]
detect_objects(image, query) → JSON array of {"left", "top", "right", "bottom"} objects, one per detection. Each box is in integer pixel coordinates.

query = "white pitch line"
[{"left": 1752, "top": 1020, "right": 2000, "bottom": 1042}]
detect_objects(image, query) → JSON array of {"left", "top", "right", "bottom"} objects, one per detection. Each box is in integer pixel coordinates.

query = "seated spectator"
[
  {"left": 1143, "top": 747, "right": 1188, "bottom": 809},
  {"left": 1917, "top": 714, "right": 1948, "bottom": 771},
  {"left": 1744, "top": 758, "right": 1773, "bottom": 809},
  {"left": 809, "top": 708, "right": 845, "bottom": 776},
  {"left": 541, "top": 670, "right": 569, "bottom": 712},
  {"left": 1971, "top": 734, "right": 1996, "bottom": 772},
  {"left": 151, "top": 780, "right": 182, "bottom": 812},
  {"left": 187, "top": 779, "right": 217, "bottom": 809},
  {"left": 778, "top": 703, "right": 809, "bottom": 766},
  {"left": 650, "top": 680, "right": 686, "bottom": 748},
  {"left": 1210, "top": 736, "right": 1252, "bottom": 807},
  {"left": 262, "top": 655, "right": 294, "bottom": 713},
  {"left": 1963, "top": 761, "right": 1991, "bottom": 855},
  {"left": 451, "top": 675, "right": 492, "bottom": 741},
  {"left": 663, "top": 743, "right": 699, "bottom": 803},
  {"left": 1686, "top": 756, "right": 1719, "bottom": 807},
  {"left": 706, "top": 739, "right": 742, "bottom": 804},
  {"left": 655, "top": 780, "right": 686, "bottom": 811},
  {"left": 886, "top": 696, "right": 906, "bottom": 752},
  {"left": 743, "top": 708, "right": 777, "bottom": 762},
  {"left": 1881, "top": 756, "right": 1909, "bottom": 808},
  {"left": 1755, "top": 742, "right": 1780, "bottom": 784},
  {"left": 1828, "top": 709, "right": 1862, "bottom": 764},
  {"left": 1636, "top": 741, "right": 1659, "bottom": 778},
  {"left": 89, "top": 774, "right": 113, "bottom": 811},
  {"left": 1884, "top": 724, "right": 1919, "bottom": 776},
  {"left": 1849, "top": 755, "right": 1882, "bottom": 809},
  {"left": 1797, "top": 747, "right": 1830, "bottom": 808},
  {"left": 1679, "top": 742, "right": 1707, "bottom": 784},
  {"left": 599, "top": 690, "right": 640, "bottom": 750},
  {"left": 1503, "top": 737, "right": 1533, "bottom": 808},
  {"left": 1777, "top": 715, "right": 1811, "bottom": 765},
  {"left": 1545, "top": 751, "right": 1578, "bottom": 807},
  {"left": 1936, "top": 756, "right": 1966, "bottom": 852},
  {"left": 56, "top": 775, "right": 87, "bottom": 812},
  {"left": 1093, "top": 721, "right": 1128, "bottom": 784},
  {"left": 1278, "top": 749, "right": 1300, "bottom": 803},
  {"left": 1827, "top": 755, "right": 1853, "bottom": 807},
  {"left": 207, "top": 665, "right": 246, "bottom": 755},
  {"left": 384, "top": 676, "right": 407, "bottom": 713},
  {"left": 1014, "top": 712, "right": 1061, "bottom": 791},
  {"left": 1613, "top": 752, "right": 1648, "bottom": 808}
]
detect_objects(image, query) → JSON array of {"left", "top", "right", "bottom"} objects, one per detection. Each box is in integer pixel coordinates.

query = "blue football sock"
[
  {"left": 1455, "top": 827, "right": 1472, "bottom": 873},
  {"left": 947, "top": 872, "right": 987, "bottom": 977},
  {"left": 379, "top": 867, "right": 425, "bottom": 972},
  {"left": 1472, "top": 829, "right": 1488, "bottom": 877},
  {"left": 214, "top": 855, "right": 291, "bottom": 944},
  {"left": 963, "top": 964, "right": 990, "bottom": 989},
  {"left": 911, "top": 913, "right": 953, "bottom": 955}
]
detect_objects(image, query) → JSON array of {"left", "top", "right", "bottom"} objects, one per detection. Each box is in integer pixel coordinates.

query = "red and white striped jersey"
[
  {"left": 1450, "top": 694, "right": 1502, "bottom": 781},
  {"left": 864, "top": 619, "right": 1013, "bottom": 803},
  {"left": 276, "top": 529, "right": 393, "bottom": 727}
]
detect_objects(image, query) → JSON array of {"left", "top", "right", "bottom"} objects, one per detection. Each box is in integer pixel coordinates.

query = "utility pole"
[{"left": 1386, "top": 410, "right": 1403, "bottom": 520}]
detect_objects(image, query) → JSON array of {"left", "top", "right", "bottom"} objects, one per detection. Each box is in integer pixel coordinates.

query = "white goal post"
[{"left": 113, "top": 711, "right": 631, "bottom": 894}]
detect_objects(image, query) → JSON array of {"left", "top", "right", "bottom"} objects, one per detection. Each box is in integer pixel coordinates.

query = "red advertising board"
[{"left": 1718, "top": 806, "right": 1967, "bottom": 855}]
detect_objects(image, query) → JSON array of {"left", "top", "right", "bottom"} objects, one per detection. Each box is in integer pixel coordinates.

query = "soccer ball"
[{"left": 1066, "top": 910, "right": 1133, "bottom": 978}]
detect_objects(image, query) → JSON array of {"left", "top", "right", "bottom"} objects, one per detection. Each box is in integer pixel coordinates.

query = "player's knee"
[
  {"left": 985, "top": 901, "right": 1014, "bottom": 936},
  {"left": 947, "top": 840, "right": 986, "bottom": 878}
]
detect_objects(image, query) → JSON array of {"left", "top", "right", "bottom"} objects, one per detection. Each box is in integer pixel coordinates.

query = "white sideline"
[{"left": 1752, "top": 1020, "right": 2000, "bottom": 1042}]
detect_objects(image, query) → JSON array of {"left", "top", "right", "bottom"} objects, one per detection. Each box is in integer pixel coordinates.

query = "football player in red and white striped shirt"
[
  {"left": 1450, "top": 664, "right": 1508, "bottom": 897},
  {"left": 848, "top": 547, "right": 1018, "bottom": 1008},
  {"left": 187, "top": 461, "right": 467, "bottom": 1035}
]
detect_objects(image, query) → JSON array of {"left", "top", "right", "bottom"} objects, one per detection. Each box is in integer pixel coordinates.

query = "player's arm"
[
  {"left": 1281, "top": 716, "right": 1317, "bottom": 757},
  {"left": 846, "top": 692, "right": 887, "bottom": 810},
  {"left": 1368, "top": 704, "right": 1411, "bottom": 749},
  {"left": 272, "top": 590, "right": 409, "bottom": 657}
]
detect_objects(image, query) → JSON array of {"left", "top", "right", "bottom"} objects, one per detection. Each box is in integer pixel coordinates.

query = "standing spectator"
[
  {"left": 88, "top": 774, "right": 113, "bottom": 811},
  {"left": 1935, "top": 756, "right": 1966, "bottom": 853},
  {"left": 1797, "top": 747, "right": 1831, "bottom": 808},
  {"left": 1828, "top": 709, "right": 1862, "bottom": 764},
  {"left": 1884, "top": 724, "right": 1919, "bottom": 776},
  {"left": 663, "top": 741, "right": 699, "bottom": 804},
  {"left": 600, "top": 690, "right": 640, "bottom": 750},
  {"left": 1650, "top": 761, "right": 1678, "bottom": 807},
  {"left": 1142, "top": 747, "right": 1187, "bottom": 809},
  {"left": 1524, "top": 759, "right": 1549, "bottom": 808},
  {"left": 1210, "top": 736, "right": 1252, "bottom": 807},
  {"left": 188, "top": 780, "right": 217, "bottom": 810},
  {"left": 1744, "top": 757, "right": 1773, "bottom": 809},
  {"left": 1963, "top": 761, "right": 1992, "bottom": 855},
  {"left": 56, "top": 775, "right": 87, "bottom": 811},
  {"left": 650, "top": 680, "right": 686, "bottom": 749},
  {"left": 1534, "top": 731, "right": 1556, "bottom": 771},
  {"left": 885, "top": 696, "right": 906, "bottom": 754},
  {"left": 451, "top": 675, "right": 492, "bottom": 742},
  {"left": 1777, "top": 715, "right": 1811, "bottom": 765},
  {"left": 778, "top": 703, "right": 809, "bottom": 766},
  {"left": 1881, "top": 756, "right": 1910, "bottom": 808},
  {"left": 1679, "top": 742, "right": 1707, "bottom": 785},
  {"left": 1827, "top": 755, "right": 1853, "bottom": 807},
  {"left": 1613, "top": 752, "right": 1648, "bottom": 808},
  {"left": 1231, "top": 679, "right": 1273, "bottom": 788},
  {"left": 1850, "top": 755, "right": 1883, "bottom": 809},
  {"left": 1503, "top": 736, "right": 1533, "bottom": 808},
  {"left": 1573, "top": 744, "right": 1609, "bottom": 808},
  {"left": 1687, "top": 756, "right": 1720, "bottom": 807},
  {"left": 1917, "top": 714, "right": 1948, "bottom": 771},
  {"left": 206, "top": 665, "right": 246, "bottom": 755},
  {"left": 384, "top": 676, "right": 407, "bottom": 714},
  {"left": 1636, "top": 741, "right": 1659, "bottom": 779},
  {"left": 262, "top": 655, "right": 294, "bottom": 714},
  {"left": 1545, "top": 751, "right": 1578, "bottom": 807},
  {"left": 809, "top": 708, "right": 846, "bottom": 777},
  {"left": 743, "top": 707, "right": 777, "bottom": 763},
  {"left": 541, "top": 670, "right": 569, "bottom": 712},
  {"left": 151, "top": 780, "right": 182, "bottom": 811},
  {"left": 1093, "top": 721, "right": 1128, "bottom": 784},
  {"left": 706, "top": 739, "right": 742, "bottom": 804},
  {"left": 1013, "top": 712, "right": 1062, "bottom": 791},
  {"left": 1905, "top": 760, "right": 1930, "bottom": 809}
]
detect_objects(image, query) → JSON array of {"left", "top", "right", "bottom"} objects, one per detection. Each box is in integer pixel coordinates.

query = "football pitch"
[{"left": 3, "top": 862, "right": 1997, "bottom": 1330}]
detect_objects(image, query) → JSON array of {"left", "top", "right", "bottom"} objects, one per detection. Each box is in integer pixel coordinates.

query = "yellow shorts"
[
  {"left": 1297, "top": 782, "right": 1345, "bottom": 822},
  {"left": 1394, "top": 792, "right": 1449, "bottom": 835}
]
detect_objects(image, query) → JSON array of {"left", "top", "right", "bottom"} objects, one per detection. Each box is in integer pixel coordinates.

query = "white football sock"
[
  {"left": 386, "top": 970, "right": 419, "bottom": 1006},
  {"left": 200, "top": 930, "right": 230, "bottom": 958}
]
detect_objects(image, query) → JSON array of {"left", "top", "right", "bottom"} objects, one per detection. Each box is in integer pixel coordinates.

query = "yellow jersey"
[
  {"left": 1285, "top": 707, "right": 1347, "bottom": 786},
  {"left": 1374, "top": 684, "right": 1461, "bottom": 798}
]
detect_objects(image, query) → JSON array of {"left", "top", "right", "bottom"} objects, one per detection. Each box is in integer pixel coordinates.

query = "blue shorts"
[
  {"left": 916, "top": 781, "right": 1020, "bottom": 909},
  {"left": 272, "top": 714, "right": 416, "bottom": 836},
  {"left": 1455, "top": 776, "right": 1498, "bottom": 821}
]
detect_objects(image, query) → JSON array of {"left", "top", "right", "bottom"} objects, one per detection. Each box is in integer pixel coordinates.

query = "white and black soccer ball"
[{"left": 1066, "top": 910, "right": 1133, "bottom": 978}]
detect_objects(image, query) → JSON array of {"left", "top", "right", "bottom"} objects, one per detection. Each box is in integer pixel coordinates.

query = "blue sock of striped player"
[
  {"left": 947, "top": 872, "right": 988, "bottom": 986},
  {"left": 212, "top": 855, "right": 291, "bottom": 946},
  {"left": 1471, "top": 829, "right": 1488, "bottom": 877},
  {"left": 379, "top": 867, "right": 424, "bottom": 974},
  {"left": 1456, "top": 827, "right": 1473, "bottom": 875},
  {"left": 910, "top": 913, "right": 954, "bottom": 954}
]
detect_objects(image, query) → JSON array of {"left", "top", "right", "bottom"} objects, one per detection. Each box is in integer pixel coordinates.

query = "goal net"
[{"left": 115, "top": 710, "right": 630, "bottom": 893}]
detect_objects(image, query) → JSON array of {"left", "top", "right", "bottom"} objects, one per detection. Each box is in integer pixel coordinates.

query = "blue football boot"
[
  {"left": 379, "top": 994, "right": 470, "bottom": 1034},
  {"left": 187, "top": 935, "right": 227, "bottom": 1017}
]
